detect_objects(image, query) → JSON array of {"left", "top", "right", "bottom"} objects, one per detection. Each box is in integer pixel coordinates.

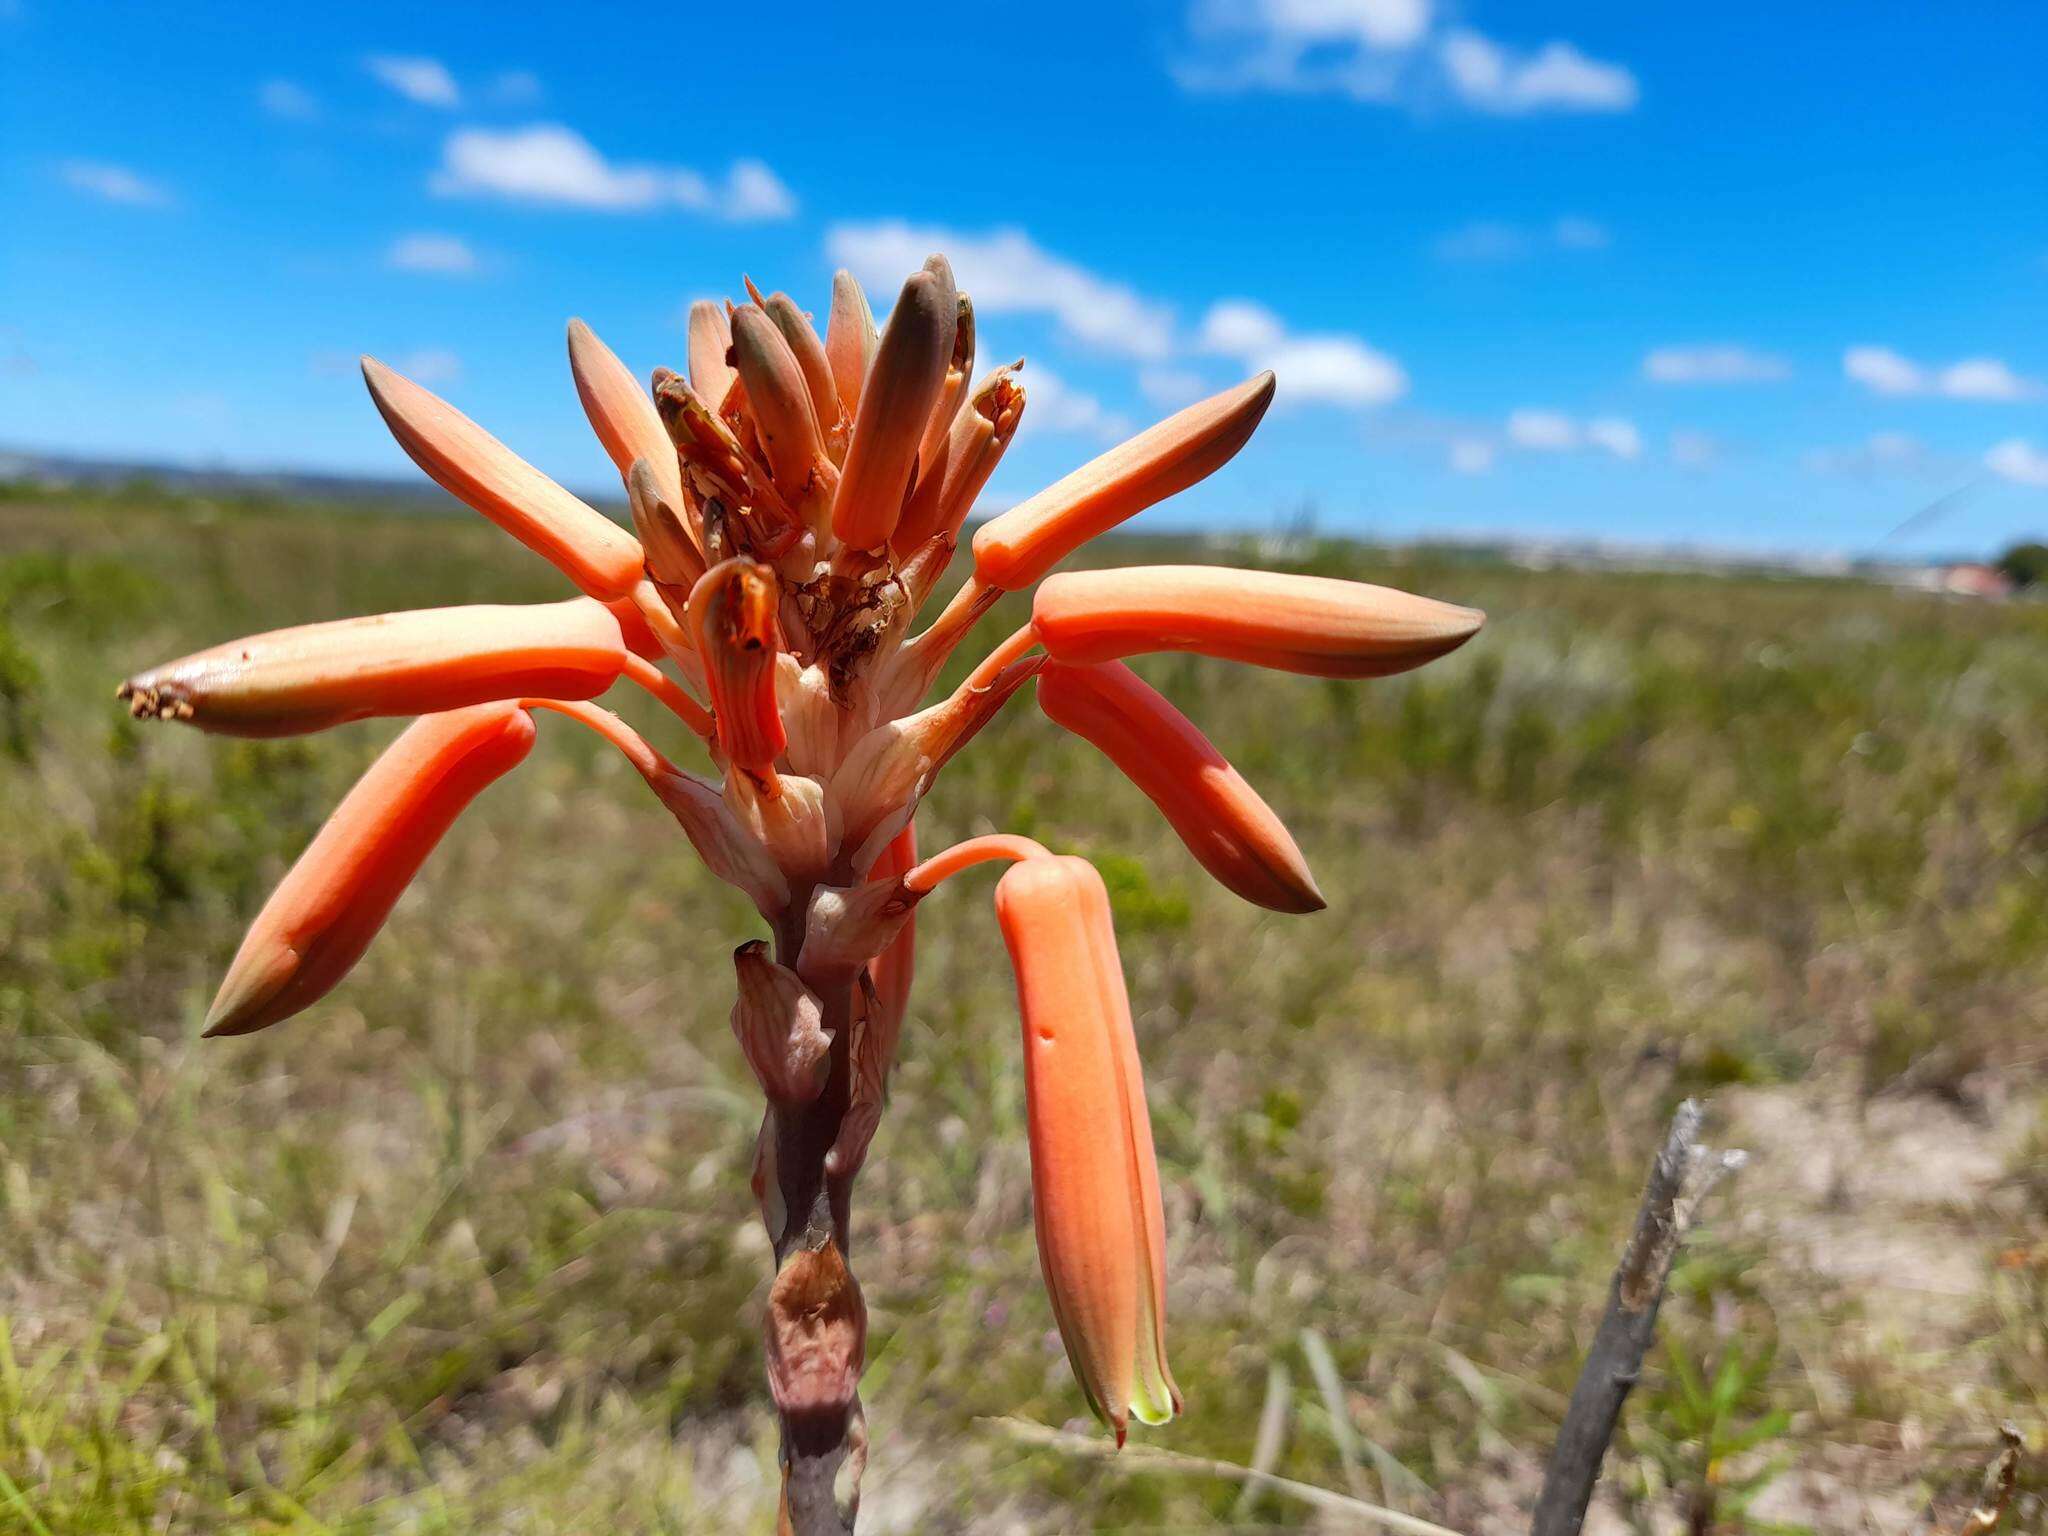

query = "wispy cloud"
[
  {"left": 258, "top": 79, "right": 319, "bottom": 121},
  {"left": 431, "top": 126, "right": 795, "bottom": 220},
  {"left": 1197, "top": 300, "right": 1407, "bottom": 407},
  {"left": 1022, "top": 365, "right": 1134, "bottom": 442},
  {"left": 1175, "top": 1, "right": 1638, "bottom": 116},
  {"left": 1669, "top": 430, "right": 1720, "bottom": 470},
  {"left": 1505, "top": 408, "right": 1641, "bottom": 458},
  {"left": 1985, "top": 439, "right": 2048, "bottom": 487},
  {"left": 823, "top": 223, "right": 1404, "bottom": 420},
  {"left": 1843, "top": 346, "right": 2041, "bottom": 401},
  {"left": 1644, "top": 344, "right": 1790, "bottom": 385},
  {"left": 826, "top": 221, "right": 1176, "bottom": 361},
  {"left": 395, "top": 348, "right": 461, "bottom": 386},
  {"left": 1448, "top": 437, "right": 1496, "bottom": 475},
  {"left": 1439, "top": 30, "right": 1637, "bottom": 114},
  {"left": 386, "top": 233, "right": 481, "bottom": 276},
  {"left": 489, "top": 69, "right": 543, "bottom": 105},
  {"left": 1801, "top": 431, "right": 1935, "bottom": 478},
  {"left": 1434, "top": 215, "right": 1608, "bottom": 261},
  {"left": 366, "top": 55, "right": 460, "bottom": 108},
  {"left": 60, "top": 160, "right": 172, "bottom": 207}
]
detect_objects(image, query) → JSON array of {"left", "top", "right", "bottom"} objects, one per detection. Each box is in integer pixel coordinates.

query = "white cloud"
[
  {"left": 826, "top": 222, "right": 1175, "bottom": 360},
  {"left": 60, "top": 160, "right": 172, "bottom": 207},
  {"left": 1196, "top": 300, "right": 1285, "bottom": 356},
  {"left": 1440, "top": 30, "right": 1638, "bottom": 114},
  {"left": 1802, "top": 431, "right": 1934, "bottom": 478},
  {"left": 1669, "top": 430, "right": 1719, "bottom": 470},
  {"left": 387, "top": 233, "right": 480, "bottom": 275},
  {"left": 1022, "top": 365, "right": 1133, "bottom": 442},
  {"left": 1175, "top": 0, "right": 1427, "bottom": 99},
  {"left": 1505, "top": 409, "right": 1639, "bottom": 459},
  {"left": 1435, "top": 215, "right": 1608, "bottom": 261},
  {"left": 432, "top": 126, "right": 795, "bottom": 220},
  {"left": 1940, "top": 358, "right": 2040, "bottom": 401},
  {"left": 1197, "top": 299, "right": 1406, "bottom": 407},
  {"left": 1644, "top": 345, "right": 1790, "bottom": 385},
  {"left": 1585, "top": 416, "right": 1642, "bottom": 460},
  {"left": 1507, "top": 408, "right": 1577, "bottom": 451},
  {"left": 1248, "top": 0, "right": 1432, "bottom": 50},
  {"left": 258, "top": 79, "right": 319, "bottom": 121},
  {"left": 1842, "top": 346, "right": 1923, "bottom": 396},
  {"left": 1985, "top": 439, "right": 2048, "bottom": 488},
  {"left": 722, "top": 159, "right": 798, "bottom": 221},
  {"left": 1448, "top": 437, "right": 1496, "bottom": 475},
  {"left": 395, "top": 348, "right": 461, "bottom": 386},
  {"left": 1175, "top": 2, "right": 1634, "bottom": 116},
  {"left": 1139, "top": 367, "right": 1210, "bottom": 406},
  {"left": 1551, "top": 216, "right": 1610, "bottom": 250},
  {"left": 1844, "top": 345, "right": 2041, "bottom": 401},
  {"left": 490, "top": 69, "right": 544, "bottom": 105},
  {"left": 366, "top": 55, "right": 460, "bottom": 108}
]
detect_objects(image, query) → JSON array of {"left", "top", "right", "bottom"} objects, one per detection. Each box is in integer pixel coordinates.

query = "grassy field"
[{"left": 1, "top": 489, "right": 2043, "bottom": 1533}]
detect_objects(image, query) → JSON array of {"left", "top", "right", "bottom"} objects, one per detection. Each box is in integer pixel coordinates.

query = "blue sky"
[{"left": 5, "top": 1, "right": 2045, "bottom": 555}]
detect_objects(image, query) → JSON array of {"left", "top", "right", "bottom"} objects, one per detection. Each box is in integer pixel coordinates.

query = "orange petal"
[
  {"left": 912, "top": 293, "right": 975, "bottom": 490},
  {"left": 567, "top": 319, "right": 687, "bottom": 515},
  {"left": 687, "top": 558, "right": 787, "bottom": 772},
  {"left": 1038, "top": 661, "right": 1322, "bottom": 913},
  {"left": 119, "top": 599, "right": 627, "bottom": 737},
  {"left": 824, "top": 269, "right": 877, "bottom": 424},
  {"left": 730, "top": 304, "right": 832, "bottom": 512},
  {"left": 763, "top": 291, "right": 841, "bottom": 438},
  {"left": 625, "top": 458, "right": 708, "bottom": 591},
  {"left": 972, "top": 373, "right": 1274, "bottom": 590},
  {"left": 687, "top": 299, "right": 737, "bottom": 406},
  {"left": 831, "top": 266, "right": 957, "bottom": 551},
  {"left": 203, "top": 702, "right": 535, "bottom": 1036},
  {"left": 893, "top": 363, "right": 1023, "bottom": 554},
  {"left": 1032, "top": 565, "right": 1484, "bottom": 678},
  {"left": 996, "top": 854, "right": 1177, "bottom": 1440},
  {"left": 361, "top": 357, "right": 644, "bottom": 600}
]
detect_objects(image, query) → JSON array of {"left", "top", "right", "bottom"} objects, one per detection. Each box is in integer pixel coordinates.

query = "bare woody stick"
[
  {"left": 1529, "top": 1099, "right": 1745, "bottom": 1536},
  {"left": 1954, "top": 1422, "right": 2024, "bottom": 1536}
]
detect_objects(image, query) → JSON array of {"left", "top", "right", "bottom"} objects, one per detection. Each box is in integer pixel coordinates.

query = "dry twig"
[{"left": 1530, "top": 1098, "right": 1745, "bottom": 1536}]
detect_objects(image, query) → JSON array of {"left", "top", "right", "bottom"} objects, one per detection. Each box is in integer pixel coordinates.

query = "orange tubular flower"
[
  {"left": 971, "top": 372, "right": 1275, "bottom": 590},
  {"left": 361, "top": 357, "right": 645, "bottom": 601},
  {"left": 824, "top": 269, "right": 878, "bottom": 421},
  {"left": 1037, "top": 661, "right": 1323, "bottom": 913},
  {"left": 831, "top": 264, "right": 957, "bottom": 551},
  {"left": 996, "top": 853, "right": 1178, "bottom": 1444},
  {"left": 1033, "top": 565, "right": 1485, "bottom": 677},
  {"left": 125, "top": 252, "right": 1491, "bottom": 1521},
  {"left": 687, "top": 558, "right": 787, "bottom": 773},
  {"left": 118, "top": 599, "right": 627, "bottom": 736},
  {"left": 568, "top": 318, "right": 688, "bottom": 517},
  {"left": 204, "top": 702, "right": 535, "bottom": 1037}
]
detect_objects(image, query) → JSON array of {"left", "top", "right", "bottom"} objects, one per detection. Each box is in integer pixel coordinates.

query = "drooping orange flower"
[{"left": 119, "top": 256, "right": 1482, "bottom": 1528}]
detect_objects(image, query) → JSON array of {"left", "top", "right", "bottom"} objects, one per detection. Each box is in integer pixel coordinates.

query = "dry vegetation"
[{"left": 1, "top": 490, "right": 2042, "bottom": 1532}]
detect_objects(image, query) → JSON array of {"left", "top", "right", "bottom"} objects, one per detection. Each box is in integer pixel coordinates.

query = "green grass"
[{"left": 1, "top": 492, "right": 2042, "bottom": 1531}]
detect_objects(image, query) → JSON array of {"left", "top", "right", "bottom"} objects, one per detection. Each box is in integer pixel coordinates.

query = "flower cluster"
[{"left": 119, "top": 255, "right": 1482, "bottom": 1478}]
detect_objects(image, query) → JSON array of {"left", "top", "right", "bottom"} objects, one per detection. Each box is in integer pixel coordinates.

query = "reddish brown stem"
[{"left": 763, "top": 952, "right": 866, "bottom": 1534}]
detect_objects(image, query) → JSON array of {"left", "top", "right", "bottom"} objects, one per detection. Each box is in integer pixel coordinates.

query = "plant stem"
[{"left": 763, "top": 952, "right": 866, "bottom": 1535}]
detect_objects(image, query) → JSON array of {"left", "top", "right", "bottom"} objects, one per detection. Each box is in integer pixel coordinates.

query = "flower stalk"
[{"left": 117, "top": 255, "right": 1484, "bottom": 1532}]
